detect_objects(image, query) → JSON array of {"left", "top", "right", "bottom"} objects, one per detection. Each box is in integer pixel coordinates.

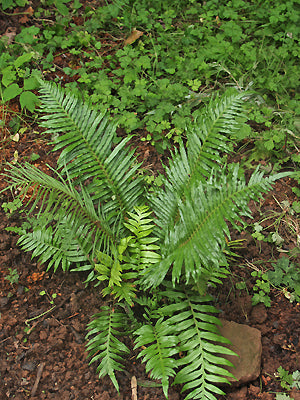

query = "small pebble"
[
  {"left": 22, "top": 361, "right": 36, "bottom": 372},
  {"left": 0, "top": 297, "right": 9, "bottom": 308}
]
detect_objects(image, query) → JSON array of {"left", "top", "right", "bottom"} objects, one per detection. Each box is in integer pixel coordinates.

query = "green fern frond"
[
  {"left": 134, "top": 317, "right": 178, "bottom": 398},
  {"left": 160, "top": 285, "right": 236, "bottom": 400},
  {"left": 94, "top": 206, "right": 161, "bottom": 305},
  {"left": 223, "top": 238, "right": 245, "bottom": 261},
  {"left": 86, "top": 305, "right": 130, "bottom": 392},
  {"left": 95, "top": 251, "right": 123, "bottom": 287},
  {"left": 187, "top": 89, "right": 247, "bottom": 177},
  {"left": 17, "top": 219, "right": 90, "bottom": 272},
  {"left": 144, "top": 165, "right": 289, "bottom": 287},
  {"left": 149, "top": 89, "right": 247, "bottom": 240},
  {"left": 37, "top": 79, "right": 144, "bottom": 216},
  {"left": 110, "top": 282, "right": 137, "bottom": 305},
  {"left": 147, "top": 145, "right": 190, "bottom": 238},
  {"left": 124, "top": 206, "right": 156, "bottom": 238},
  {"left": 5, "top": 162, "right": 120, "bottom": 272},
  {"left": 5, "top": 162, "right": 113, "bottom": 230},
  {"left": 123, "top": 205, "right": 161, "bottom": 267}
]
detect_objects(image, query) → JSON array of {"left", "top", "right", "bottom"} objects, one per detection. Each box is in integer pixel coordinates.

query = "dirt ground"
[
  {"left": 0, "top": 3, "right": 299, "bottom": 398},
  {"left": 0, "top": 116, "right": 299, "bottom": 400}
]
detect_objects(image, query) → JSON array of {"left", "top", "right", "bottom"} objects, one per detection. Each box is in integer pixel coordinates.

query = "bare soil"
[
  {"left": 0, "top": 121, "right": 299, "bottom": 400},
  {"left": 0, "top": 4, "right": 299, "bottom": 399}
]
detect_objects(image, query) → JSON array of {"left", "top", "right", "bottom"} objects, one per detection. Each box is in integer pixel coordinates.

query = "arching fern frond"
[
  {"left": 187, "top": 89, "right": 247, "bottom": 178},
  {"left": 143, "top": 166, "right": 290, "bottom": 287},
  {"left": 86, "top": 305, "right": 130, "bottom": 392},
  {"left": 149, "top": 89, "right": 248, "bottom": 240},
  {"left": 148, "top": 145, "right": 190, "bottom": 240},
  {"left": 17, "top": 217, "right": 91, "bottom": 272},
  {"left": 37, "top": 79, "right": 144, "bottom": 216},
  {"left": 132, "top": 284, "right": 236, "bottom": 400},
  {"left": 134, "top": 318, "right": 178, "bottom": 398},
  {"left": 160, "top": 285, "right": 236, "bottom": 400},
  {"left": 5, "top": 162, "right": 119, "bottom": 272}
]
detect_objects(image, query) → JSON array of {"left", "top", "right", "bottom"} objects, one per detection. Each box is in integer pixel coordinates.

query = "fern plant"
[{"left": 2, "top": 79, "right": 291, "bottom": 399}]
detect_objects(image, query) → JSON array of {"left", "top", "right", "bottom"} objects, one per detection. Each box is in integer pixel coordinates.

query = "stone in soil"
[{"left": 218, "top": 319, "right": 262, "bottom": 386}]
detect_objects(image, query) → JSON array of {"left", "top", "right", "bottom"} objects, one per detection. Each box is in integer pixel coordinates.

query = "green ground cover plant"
[
  {"left": 1, "top": 0, "right": 299, "bottom": 159},
  {"left": 251, "top": 270, "right": 271, "bottom": 307},
  {"left": 247, "top": 255, "right": 299, "bottom": 308},
  {"left": 275, "top": 366, "right": 300, "bottom": 391},
  {"left": 0, "top": 0, "right": 28, "bottom": 10},
  {"left": 0, "top": 52, "right": 39, "bottom": 111},
  {"left": 2, "top": 79, "right": 293, "bottom": 399},
  {"left": 251, "top": 197, "right": 300, "bottom": 253},
  {"left": 268, "top": 257, "right": 300, "bottom": 303},
  {"left": 4, "top": 267, "right": 19, "bottom": 285}
]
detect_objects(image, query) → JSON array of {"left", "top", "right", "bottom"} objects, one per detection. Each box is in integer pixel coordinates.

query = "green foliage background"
[{"left": 0, "top": 0, "right": 299, "bottom": 158}]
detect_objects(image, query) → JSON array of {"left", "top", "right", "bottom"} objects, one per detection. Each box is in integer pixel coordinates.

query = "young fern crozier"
[{"left": 2, "top": 79, "right": 291, "bottom": 399}]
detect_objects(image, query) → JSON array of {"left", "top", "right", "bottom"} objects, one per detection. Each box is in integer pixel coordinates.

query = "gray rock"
[
  {"left": 22, "top": 361, "right": 36, "bottom": 371},
  {"left": 0, "top": 297, "right": 9, "bottom": 308},
  {"left": 218, "top": 319, "right": 262, "bottom": 386}
]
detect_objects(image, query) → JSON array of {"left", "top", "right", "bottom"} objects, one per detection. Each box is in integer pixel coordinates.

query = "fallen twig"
[
  {"left": 31, "top": 362, "right": 45, "bottom": 397},
  {"left": 131, "top": 376, "right": 137, "bottom": 400}
]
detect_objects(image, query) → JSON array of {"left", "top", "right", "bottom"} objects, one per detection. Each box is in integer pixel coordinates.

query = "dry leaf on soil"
[
  {"left": 1, "top": 27, "right": 17, "bottom": 45},
  {"left": 19, "top": 6, "right": 34, "bottom": 23},
  {"left": 124, "top": 29, "right": 143, "bottom": 45}
]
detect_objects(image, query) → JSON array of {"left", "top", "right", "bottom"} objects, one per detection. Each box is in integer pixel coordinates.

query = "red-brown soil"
[
  {"left": 0, "top": 113, "right": 299, "bottom": 400},
  {"left": 0, "top": 5, "right": 299, "bottom": 397}
]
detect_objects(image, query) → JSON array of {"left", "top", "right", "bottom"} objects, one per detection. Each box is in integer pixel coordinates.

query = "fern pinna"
[{"left": 2, "top": 79, "right": 291, "bottom": 399}]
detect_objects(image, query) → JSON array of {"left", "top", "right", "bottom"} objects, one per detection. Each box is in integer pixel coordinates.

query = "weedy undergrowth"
[
  {"left": 1, "top": 0, "right": 299, "bottom": 161},
  {"left": 4, "top": 267, "right": 19, "bottom": 286},
  {"left": 2, "top": 79, "right": 293, "bottom": 399},
  {"left": 275, "top": 366, "right": 300, "bottom": 391}
]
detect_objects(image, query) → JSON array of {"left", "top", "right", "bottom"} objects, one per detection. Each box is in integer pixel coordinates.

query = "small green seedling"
[
  {"left": 268, "top": 257, "right": 300, "bottom": 303},
  {"left": 251, "top": 270, "right": 271, "bottom": 307},
  {"left": 4, "top": 268, "right": 19, "bottom": 285},
  {"left": 39, "top": 290, "right": 57, "bottom": 304},
  {"left": 252, "top": 222, "right": 265, "bottom": 241},
  {"left": 275, "top": 366, "right": 300, "bottom": 391},
  {"left": 2, "top": 198, "right": 22, "bottom": 215}
]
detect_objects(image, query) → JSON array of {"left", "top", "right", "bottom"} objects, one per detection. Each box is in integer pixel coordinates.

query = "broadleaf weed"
[{"left": 1, "top": 0, "right": 299, "bottom": 157}]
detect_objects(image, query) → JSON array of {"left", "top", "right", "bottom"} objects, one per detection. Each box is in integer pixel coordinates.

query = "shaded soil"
[{"left": 0, "top": 119, "right": 299, "bottom": 400}]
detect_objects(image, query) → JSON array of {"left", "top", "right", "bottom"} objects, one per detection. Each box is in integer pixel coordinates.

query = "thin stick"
[
  {"left": 31, "top": 362, "right": 45, "bottom": 397},
  {"left": 131, "top": 376, "right": 138, "bottom": 400}
]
